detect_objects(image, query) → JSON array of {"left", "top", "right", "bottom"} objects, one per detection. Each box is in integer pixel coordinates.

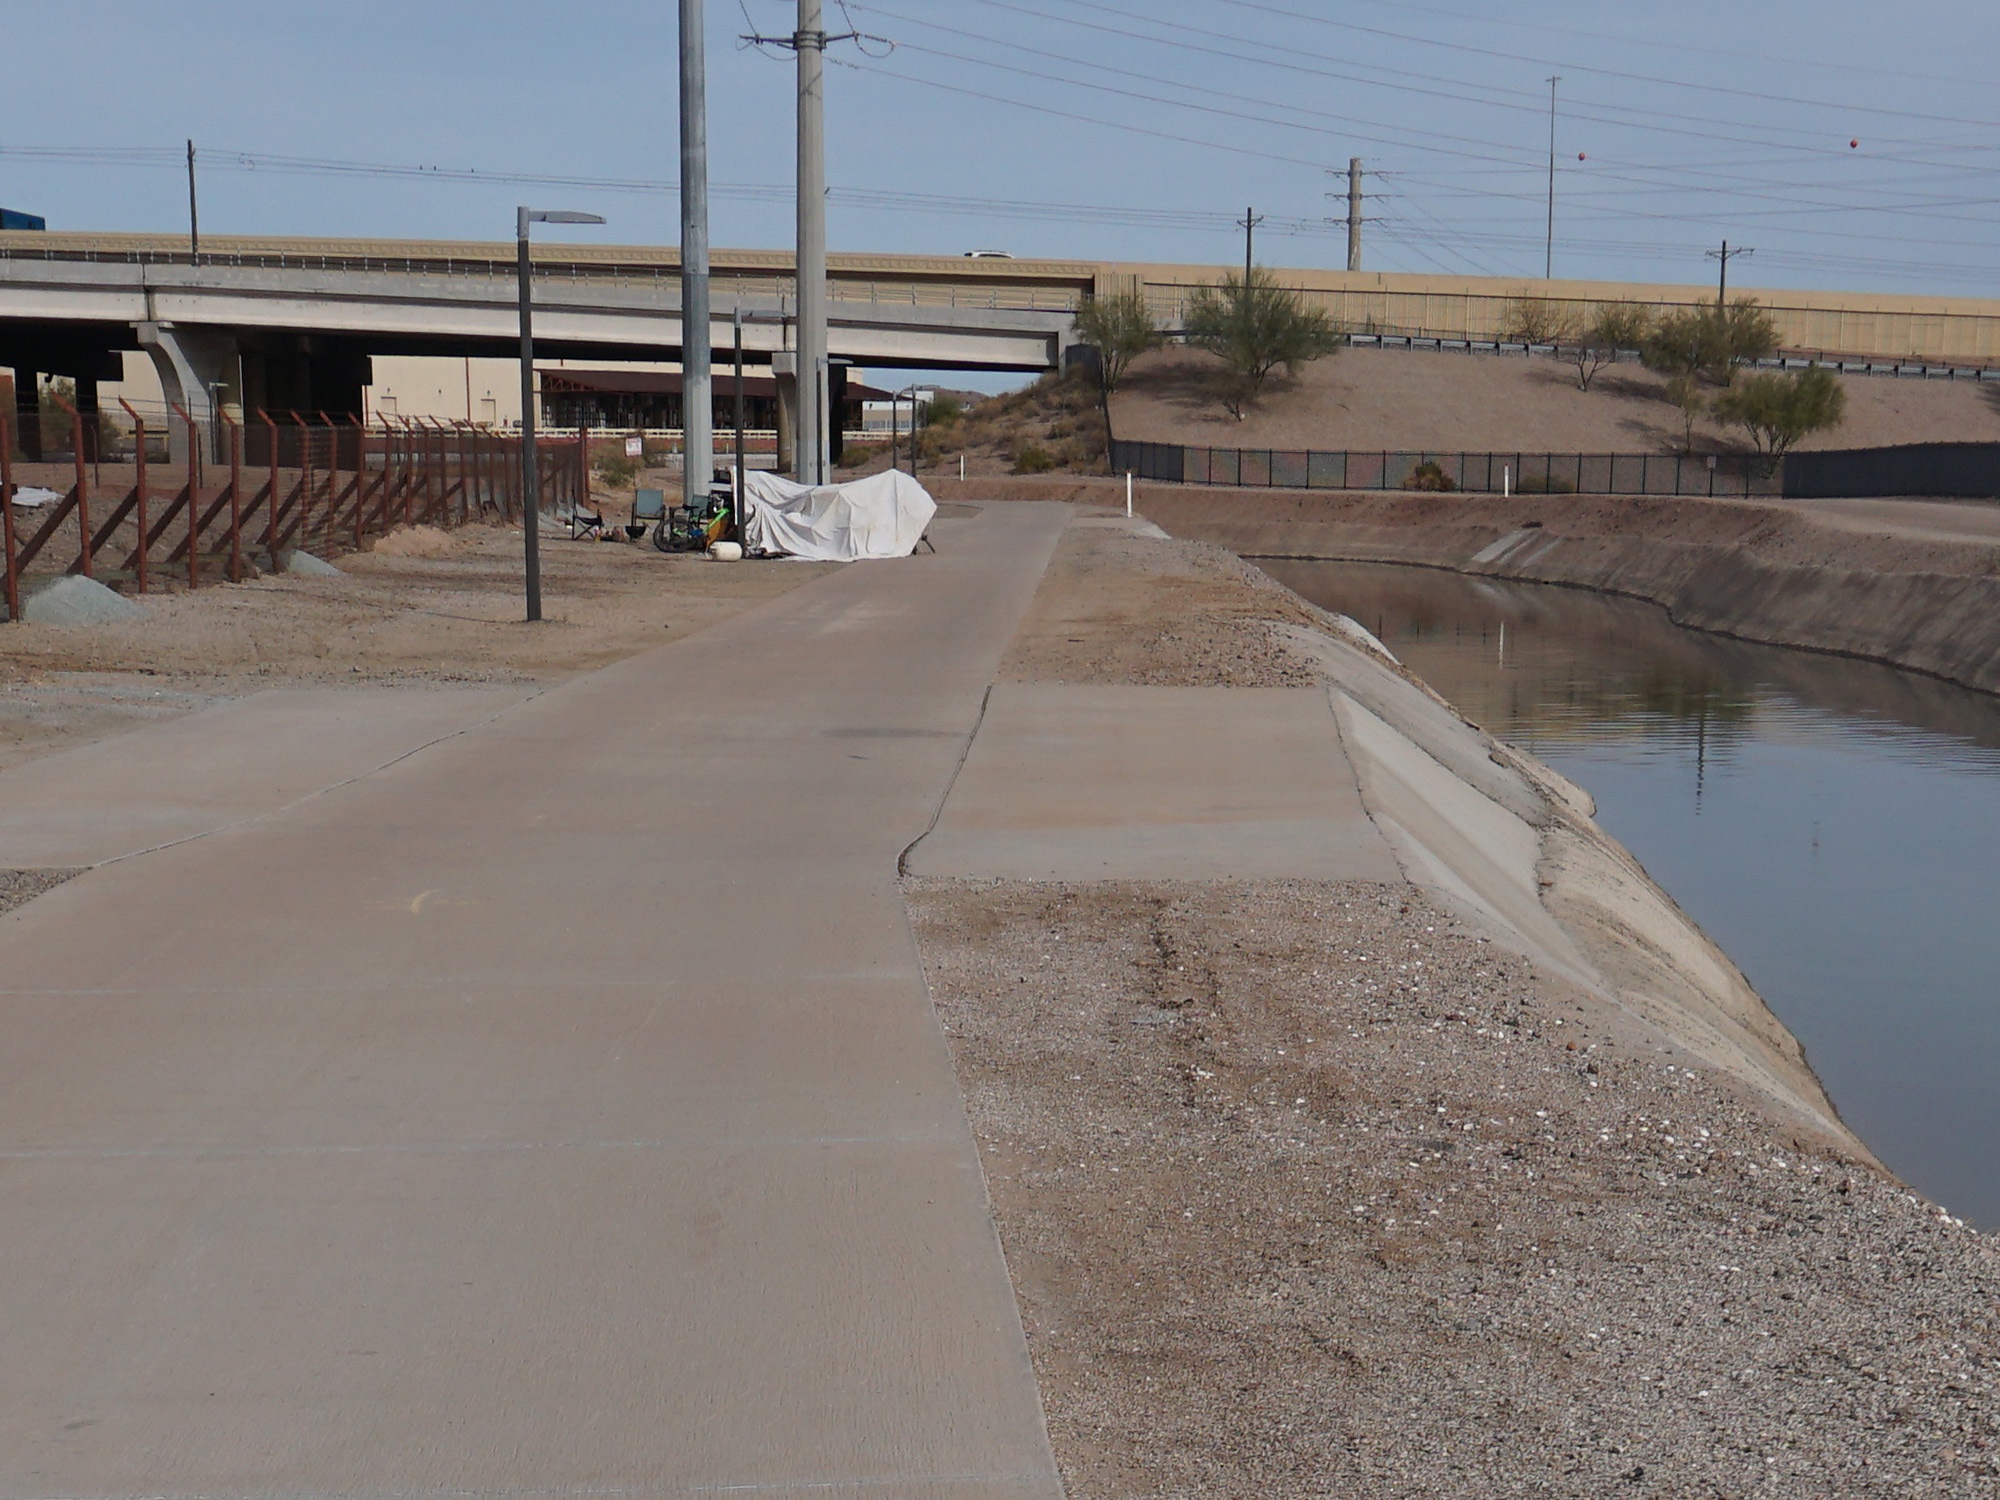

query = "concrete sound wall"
[{"left": 1098, "top": 262, "right": 2000, "bottom": 367}]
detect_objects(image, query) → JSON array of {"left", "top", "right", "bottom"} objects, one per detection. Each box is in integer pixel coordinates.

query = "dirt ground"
[
  {"left": 999, "top": 520, "right": 1325, "bottom": 688},
  {"left": 0, "top": 519, "right": 828, "bottom": 773},
  {"left": 1113, "top": 344, "right": 2000, "bottom": 456},
  {"left": 908, "top": 524, "right": 1999, "bottom": 1498}
]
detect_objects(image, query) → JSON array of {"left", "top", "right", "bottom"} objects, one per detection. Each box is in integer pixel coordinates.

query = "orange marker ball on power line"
[{"left": 1850, "top": 139, "right": 1860, "bottom": 148}]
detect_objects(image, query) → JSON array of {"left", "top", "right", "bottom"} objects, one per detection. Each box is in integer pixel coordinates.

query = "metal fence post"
[
  {"left": 50, "top": 395, "right": 93, "bottom": 579},
  {"left": 261, "top": 411, "right": 280, "bottom": 568},
  {"left": 224, "top": 412, "right": 243, "bottom": 580},
  {"left": 120, "top": 403, "right": 152, "bottom": 593},
  {"left": 1, "top": 415, "right": 17, "bottom": 622},
  {"left": 176, "top": 403, "right": 201, "bottom": 587},
  {"left": 290, "top": 412, "right": 314, "bottom": 555}
]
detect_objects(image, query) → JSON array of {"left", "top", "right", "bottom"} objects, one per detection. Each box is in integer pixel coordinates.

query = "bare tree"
[
  {"left": 1664, "top": 373, "right": 1706, "bottom": 454},
  {"left": 1567, "top": 305, "right": 1653, "bottom": 392},
  {"left": 1500, "top": 294, "right": 1574, "bottom": 347}
]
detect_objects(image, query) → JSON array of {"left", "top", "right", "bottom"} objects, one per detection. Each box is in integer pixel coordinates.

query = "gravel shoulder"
[
  {"left": 909, "top": 521, "right": 1998, "bottom": 1497},
  {"left": 0, "top": 521, "right": 828, "bottom": 774}
]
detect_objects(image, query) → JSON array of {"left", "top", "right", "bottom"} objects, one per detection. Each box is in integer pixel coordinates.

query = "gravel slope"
[{"left": 908, "top": 518, "right": 1999, "bottom": 1497}]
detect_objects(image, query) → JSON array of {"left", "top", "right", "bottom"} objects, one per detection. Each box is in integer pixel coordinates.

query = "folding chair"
[{"left": 629, "top": 487, "right": 667, "bottom": 542}]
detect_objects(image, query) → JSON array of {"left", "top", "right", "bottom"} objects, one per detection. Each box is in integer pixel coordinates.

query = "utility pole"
[
  {"left": 185, "top": 139, "right": 199, "bottom": 262},
  {"left": 1237, "top": 205, "right": 1263, "bottom": 288},
  {"left": 741, "top": 3, "right": 864, "bottom": 483},
  {"left": 796, "top": 0, "right": 826, "bottom": 484},
  {"left": 1707, "top": 239, "right": 1753, "bottom": 310},
  {"left": 679, "top": 0, "right": 712, "bottom": 513},
  {"left": 1544, "top": 77, "right": 1560, "bottom": 279},
  {"left": 1347, "top": 158, "right": 1363, "bottom": 273}
]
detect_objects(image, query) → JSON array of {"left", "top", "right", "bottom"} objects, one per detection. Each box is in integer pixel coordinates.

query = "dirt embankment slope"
[
  {"left": 1130, "top": 485, "right": 2000, "bottom": 697},
  {"left": 1113, "top": 344, "right": 2000, "bottom": 455},
  {"left": 910, "top": 520, "right": 1998, "bottom": 1498}
]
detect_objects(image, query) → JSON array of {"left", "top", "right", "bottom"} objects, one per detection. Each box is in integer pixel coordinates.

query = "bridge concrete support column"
[
  {"left": 136, "top": 322, "right": 240, "bottom": 465},
  {"left": 10, "top": 365, "right": 43, "bottom": 462},
  {"left": 771, "top": 351, "right": 797, "bottom": 475},
  {"left": 72, "top": 376, "right": 101, "bottom": 463}
]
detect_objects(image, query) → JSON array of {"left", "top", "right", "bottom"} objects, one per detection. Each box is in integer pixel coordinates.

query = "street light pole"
[
  {"left": 1544, "top": 75, "right": 1561, "bottom": 280},
  {"left": 733, "top": 304, "right": 746, "bottom": 511},
  {"left": 517, "top": 206, "right": 606, "bottom": 623}
]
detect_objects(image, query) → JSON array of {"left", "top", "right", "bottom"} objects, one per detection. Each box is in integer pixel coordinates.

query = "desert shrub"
[
  {"left": 1712, "top": 367, "right": 1846, "bottom": 462},
  {"left": 1072, "top": 288, "right": 1161, "bottom": 395},
  {"left": 1643, "top": 298, "right": 1779, "bottom": 384},
  {"left": 1407, "top": 460, "right": 1459, "bottom": 492},
  {"left": 1012, "top": 445, "right": 1056, "bottom": 474},
  {"left": 593, "top": 449, "right": 641, "bottom": 489},
  {"left": 838, "top": 442, "right": 881, "bottom": 468},
  {"left": 1718, "top": 299, "right": 1780, "bottom": 366},
  {"left": 1185, "top": 269, "right": 1341, "bottom": 417},
  {"left": 1515, "top": 474, "right": 1576, "bottom": 494},
  {"left": 923, "top": 393, "right": 963, "bottom": 427}
]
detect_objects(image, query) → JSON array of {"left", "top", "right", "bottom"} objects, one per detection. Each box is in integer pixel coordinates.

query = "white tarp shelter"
[{"left": 740, "top": 469, "right": 936, "bottom": 561}]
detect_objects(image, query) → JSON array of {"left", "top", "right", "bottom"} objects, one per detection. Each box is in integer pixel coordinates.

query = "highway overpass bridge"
[{"left": 6, "top": 228, "right": 2000, "bottom": 458}]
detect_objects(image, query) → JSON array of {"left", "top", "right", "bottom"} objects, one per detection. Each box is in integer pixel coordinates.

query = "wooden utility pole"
[{"left": 1237, "top": 205, "right": 1263, "bottom": 288}]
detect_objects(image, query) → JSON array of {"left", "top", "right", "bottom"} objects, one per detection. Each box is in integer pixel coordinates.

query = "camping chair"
[
  {"left": 568, "top": 497, "right": 605, "bottom": 540},
  {"left": 630, "top": 487, "right": 667, "bottom": 542}
]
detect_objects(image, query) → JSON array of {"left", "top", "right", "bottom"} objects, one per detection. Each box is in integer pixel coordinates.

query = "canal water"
[{"left": 1264, "top": 559, "right": 2000, "bottom": 1230}]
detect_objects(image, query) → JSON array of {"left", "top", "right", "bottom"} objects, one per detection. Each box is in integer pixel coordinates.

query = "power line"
[{"left": 1209, "top": 0, "right": 2000, "bottom": 132}]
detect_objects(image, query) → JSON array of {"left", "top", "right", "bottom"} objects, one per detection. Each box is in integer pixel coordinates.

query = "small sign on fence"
[{"left": 624, "top": 436, "right": 644, "bottom": 459}]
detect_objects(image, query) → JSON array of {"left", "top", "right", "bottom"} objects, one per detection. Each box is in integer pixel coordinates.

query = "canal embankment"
[
  {"left": 1132, "top": 484, "right": 2000, "bottom": 697},
  {"left": 910, "top": 507, "right": 1999, "bottom": 1496}
]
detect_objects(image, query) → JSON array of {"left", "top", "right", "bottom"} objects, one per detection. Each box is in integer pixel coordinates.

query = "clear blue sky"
[{"left": 7, "top": 1, "right": 1997, "bottom": 296}]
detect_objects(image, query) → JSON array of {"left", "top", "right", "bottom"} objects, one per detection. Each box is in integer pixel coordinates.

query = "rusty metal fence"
[
  {"left": 1109, "top": 438, "right": 1776, "bottom": 498},
  {"left": 2, "top": 409, "right": 587, "bottom": 623}
]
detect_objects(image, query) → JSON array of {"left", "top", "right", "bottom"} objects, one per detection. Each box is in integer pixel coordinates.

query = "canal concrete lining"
[
  {"left": 1133, "top": 484, "right": 2000, "bottom": 699},
  {"left": 0, "top": 505, "right": 1068, "bottom": 1498},
  {"left": 1275, "top": 614, "right": 1854, "bottom": 1146}
]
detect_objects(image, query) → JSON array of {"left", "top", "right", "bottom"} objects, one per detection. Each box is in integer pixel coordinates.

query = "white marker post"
[
  {"left": 1126, "top": 471, "right": 1133, "bottom": 517},
  {"left": 1503, "top": 464, "right": 1512, "bottom": 498}
]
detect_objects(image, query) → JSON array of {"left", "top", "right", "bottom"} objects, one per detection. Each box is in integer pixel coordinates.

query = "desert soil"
[
  {"left": 0, "top": 518, "right": 828, "bottom": 773},
  {"left": 909, "top": 521, "right": 1998, "bottom": 1498},
  {"left": 1113, "top": 344, "right": 2000, "bottom": 456}
]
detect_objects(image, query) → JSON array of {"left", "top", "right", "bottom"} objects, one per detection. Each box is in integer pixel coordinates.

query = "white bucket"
[{"left": 708, "top": 541, "right": 744, "bottom": 562}]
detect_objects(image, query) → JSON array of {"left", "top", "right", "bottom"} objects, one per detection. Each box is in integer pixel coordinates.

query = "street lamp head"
[{"left": 517, "top": 207, "right": 608, "bottom": 236}]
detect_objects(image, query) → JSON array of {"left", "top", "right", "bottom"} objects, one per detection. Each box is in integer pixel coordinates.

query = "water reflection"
[{"left": 1266, "top": 560, "right": 2000, "bottom": 1230}]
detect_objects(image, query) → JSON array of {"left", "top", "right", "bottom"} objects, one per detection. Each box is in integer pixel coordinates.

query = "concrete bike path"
[
  {"left": 0, "top": 685, "right": 535, "bottom": 869},
  {"left": 0, "top": 503, "right": 1068, "bottom": 1500}
]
